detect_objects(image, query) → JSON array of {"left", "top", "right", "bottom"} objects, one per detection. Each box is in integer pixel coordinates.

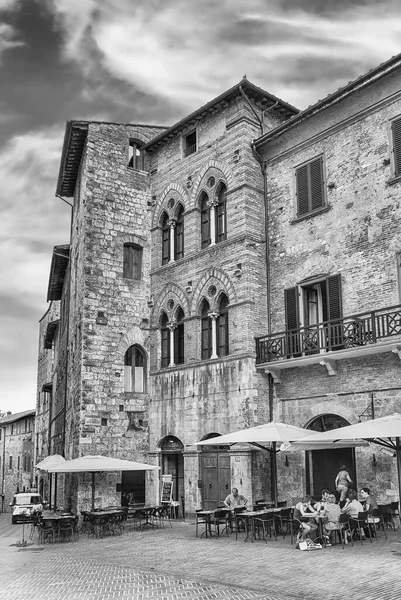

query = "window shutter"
[
  {"left": 296, "top": 165, "right": 309, "bottom": 216},
  {"left": 217, "top": 312, "right": 228, "bottom": 357},
  {"left": 175, "top": 207, "right": 184, "bottom": 260},
  {"left": 216, "top": 187, "right": 227, "bottom": 243},
  {"left": 310, "top": 157, "right": 324, "bottom": 211},
  {"left": 123, "top": 245, "right": 133, "bottom": 278},
  {"left": 326, "top": 274, "right": 342, "bottom": 321},
  {"left": 132, "top": 246, "right": 142, "bottom": 280},
  {"left": 201, "top": 316, "right": 211, "bottom": 359},
  {"left": 392, "top": 117, "right": 401, "bottom": 177},
  {"left": 161, "top": 328, "right": 169, "bottom": 367},
  {"left": 201, "top": 196, "right": 210, "bottom": 249},
  {"left": 285, "top": 287, "right": 299, "bottom": 331},
  {"left": 162, "top": 215, "right": 170, "bottom": 265}
]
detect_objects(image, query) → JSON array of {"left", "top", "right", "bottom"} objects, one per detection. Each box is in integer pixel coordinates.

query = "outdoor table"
[
  {"left": 128, "top": 506, "right": 160, "bottom": 530},
  {"left": 195, "top": 510, "right": 218, "bottom": 538},
  {"left": 40, "top": 513, "right": 77, "bottom": 543},
  {"left": 313, "top": 514, "right": 328, "bottom": 547}
]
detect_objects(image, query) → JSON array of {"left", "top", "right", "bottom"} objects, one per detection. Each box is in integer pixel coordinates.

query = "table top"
[{"left": 42, "top": 513, "right": 75, "bottom": 520}]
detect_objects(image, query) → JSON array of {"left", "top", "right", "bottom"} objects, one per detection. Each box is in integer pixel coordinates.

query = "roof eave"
[
  {"left": 47, "top": 245, "right": 70, "bottom": 302},
  {"left": 56, "top": 121, "right": 89, "bottom": 198},
  {"left": 144, "top": 79, "right": 299, "bottom": 152},
  {"left": 254, "top": 53, "right": 401, "bottom": 148}
]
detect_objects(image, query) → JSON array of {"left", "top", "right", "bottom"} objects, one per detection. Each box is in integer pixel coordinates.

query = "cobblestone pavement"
[{"left": 1, "top": 514, "right": 401, "bottom": 600}]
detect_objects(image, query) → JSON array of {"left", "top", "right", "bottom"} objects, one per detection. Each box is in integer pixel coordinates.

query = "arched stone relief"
[
  {"left": 152, "top": 182, "right": 188, "bottom": 228},
  {"left": 190, "top": 159, "right": 235, "bottom": 209},
  {"left": 192, "top": 267, "right": 237, "bottom": 313},
  {"left": 150, "top": 282, "right": 189, "bottom": 327},
  {"left": 115, "top": 325, "right": 149, "bottom": 365}
]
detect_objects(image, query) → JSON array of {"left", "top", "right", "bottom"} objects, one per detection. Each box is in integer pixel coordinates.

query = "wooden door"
[
  {"left": 308, "top": 447, "right": 355, "bottom": 498},
  {"left": 200, "top": 452, "right": 230, "bottom": 509}
]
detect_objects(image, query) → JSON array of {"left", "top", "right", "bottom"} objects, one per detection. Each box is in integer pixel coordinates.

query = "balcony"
[{"left": 255, "top": 304, "right": 401, "bottom": 381}]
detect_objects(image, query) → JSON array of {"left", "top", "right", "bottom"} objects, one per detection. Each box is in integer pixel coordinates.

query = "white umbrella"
[
  {"left": 35, "top": 454, "right": 66, "bottom": 470},
  {"left": 191, "top": 422, "right": 315, "bottom": 505},
  {"left": 282, "top": 413, "right": 401, "bottom": 502},
  {"left": 49, "top": 455, "right": 160, "bottom": 510}
]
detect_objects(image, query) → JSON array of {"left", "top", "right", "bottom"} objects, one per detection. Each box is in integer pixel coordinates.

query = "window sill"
[
  {"left": 126, "top": 167, "right": 148, "bottom": 175},
  {"left": 387, "top": 175, "right": 401, "bottom": 186},
  {"left": 290, "top": 205, "right": 331, "bottom": 225}
]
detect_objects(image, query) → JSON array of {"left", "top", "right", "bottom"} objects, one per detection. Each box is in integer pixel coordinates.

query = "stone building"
[
  {"left": 0, "top": 410, "right": 35, "bottom": 512},
  {"left": 255, "top": 53, "right": 401, "bottom": 503},
  {"left": 39, "top": 53, "right": 401, "bottom": 513}
]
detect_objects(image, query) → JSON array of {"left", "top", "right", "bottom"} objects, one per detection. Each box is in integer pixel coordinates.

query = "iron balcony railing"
[{"left": 256, "top": 304, "right": 401, "bottom": 364}]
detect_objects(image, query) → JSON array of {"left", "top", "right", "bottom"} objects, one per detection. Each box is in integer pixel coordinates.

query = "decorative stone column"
[
  {"left": 167, "top": 321, "right": 177, "bottom": 367},
  {"left": 167, "top": 219, "right": 176, "bottom": 262},
  {"left": 208, "top": 311, "right": 219, "bottom": 359},
  {"left": 207, "top": 199, "right": 218, "bottom": 246}
]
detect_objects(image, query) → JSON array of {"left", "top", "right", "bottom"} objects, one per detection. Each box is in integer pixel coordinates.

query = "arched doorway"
[
  {"left": 199, "top": 433, "right": 230, "bottom": 510},
  {"left": 306, "top": 413, "right": 356, "bottom": 498},
  {"left": 160, "top": 436, "right": 184, "bottom": 503}
]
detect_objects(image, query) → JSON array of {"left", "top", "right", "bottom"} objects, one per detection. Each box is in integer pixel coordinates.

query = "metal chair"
[
  {"left": 234, "top": 506, "right": 247, "bottom": 540},
  {"left": 109, "top": 510, "right": 127, "bottom": 535},
  {"left": 253, "top": 511, "right": 277, "bottom": 543},
  {"left": 195, "top": 510, "right": 210, "bottom": 538},
  {"left": 349, "top": 511, "right": 372, "bottom": 545},
  {"left": 210, "top": 509, "right": 230, "bottom": 537},
  {"left": 58, "top": 517, "right": 78, "bottom": 542},
  {"left": 274, "top": 507, "right": 295, "bottom": 543},
  {"left": 38, "top": 519, "right": 57, "bottom": 544}
]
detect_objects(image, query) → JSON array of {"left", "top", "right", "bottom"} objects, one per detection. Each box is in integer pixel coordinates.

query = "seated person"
[
  {"left": 314, "top": 488, "right": 331, "bottom": 513},
  {"left": 360, "top": 487, "right": 378, "bottom": 515},
  {"left": 322, "top": 494, "right": 341, "bottom": 542},
  {"left": 224, "top": 487, "right": 247, "bottom": 509},
  {"left": 342, "top": 488, "right": 365, "bottom": 538},
  {"left": 294, "top": 495, "right": 318, "bottom": 541}
]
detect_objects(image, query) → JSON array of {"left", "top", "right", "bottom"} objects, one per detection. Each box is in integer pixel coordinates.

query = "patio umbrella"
[
  {"left": 35, "top": 454, "right": 66, "bottom": 511},
  {"left": 282, "top": 413, "right": 401, "bottom": 503},
  {"left": 48, "top": 455, "right": 160, "bottom": 510},
  {"left": 191, "top": 422, "right": 315, "bottom": 506}
]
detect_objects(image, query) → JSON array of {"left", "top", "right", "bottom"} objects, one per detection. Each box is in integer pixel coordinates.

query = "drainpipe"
[{"left": 1, "top": 427, "right": 5, "bottom": 513}]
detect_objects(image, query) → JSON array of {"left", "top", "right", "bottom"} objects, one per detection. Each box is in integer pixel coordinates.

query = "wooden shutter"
[
  {"left": 285, "top": 286, "right": 300, "bottom": 357},
  {"left": 392, "top": 117, "right": 401, "bottom": 177},
  {"left": 310, "top": 157, "right": 324, "bottom": 211},
  {"left": 201, "top": 316, "right": 211, "bottom": 359},
  {"left": 217, "top": 186, "right": 227, "bottom": 243},
  {"left": 175, "top": 206, "right": 184, "bottom": 260},
  {"left": 326, "top": 274, "right": 342, "bottom": 321},
  {"left": 217, "top": 312, "right": 228, "bottom": 356},
  {"left": 296, "top": 157, "right": 324, "bottom": 216},
  {"left": 161, "top": 328, "right": 169, "bottom": 368},
  {"left": 174, "top": 323, "right": 184, "bottom": 364},
  {"left": 132, "top": 246, "right": 142, "bottom": 280},
  {"left": 296, "top": 164, "right": 309, "bottom": 216},
  {"left": 285, "top": 287, "right": 299, "bottom": 331},
  {"left": 123, "top": 245, "right": 133, "bottom": 278},
  {"left": 162, "top": 215, "right": 170, "bottom": 265}
]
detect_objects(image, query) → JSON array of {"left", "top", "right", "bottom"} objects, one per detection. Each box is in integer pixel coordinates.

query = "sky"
[{"left": 0, "top": 0, "right": 400, "bottom": 415}]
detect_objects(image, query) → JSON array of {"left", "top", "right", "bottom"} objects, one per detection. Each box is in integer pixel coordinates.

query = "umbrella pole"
[
  {"left": 271, "top": 442, "right": 278, "bottom": 507},
  {"left": 92, "top": 473, "right": 95, "bottom": 511},
  {"left": 396, "top": 439, "right": 401, "bottom": 511},
  {"left": 54, "top": 473, "right": 57, "bottom": 513}
]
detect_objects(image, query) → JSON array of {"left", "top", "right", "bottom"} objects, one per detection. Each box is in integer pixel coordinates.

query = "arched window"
[
  {"left": 160, "top": 312, "right": 170, "bottom": 368},
  {"left": 174, "top": 307, "right": 185, "bottom": 365},
  {"left": 216, "top": 183, "right": 227, "bottom": 243},
  {"left": 201, "top": 299, "right": 212, "bottom": 360},
  {"left": 124, "top": 345, "right": 146, "bottom": 392},
  {"left": 161, "top": 212, "right": 170, "bottom": 265},
  {"left": 200, "top": 193, "right": 210, "bottom": 249},
  {"left": 128, "top": 139, "right": 145, "bottom": 170},
  {"left": 217, "top": 293, "right": 229, "bottom": 357},
  {"left": 175, "top": 204, "right": 184, "bottom": 260}
]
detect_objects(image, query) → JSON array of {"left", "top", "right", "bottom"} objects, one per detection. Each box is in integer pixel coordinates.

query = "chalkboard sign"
[{"left": 161, "top": 476, "right": 173, "bottom": 503}]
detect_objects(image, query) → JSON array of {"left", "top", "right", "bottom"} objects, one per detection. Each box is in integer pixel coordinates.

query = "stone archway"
[{"left": 305, "top": 413, "right": 355, "bottom": 498}]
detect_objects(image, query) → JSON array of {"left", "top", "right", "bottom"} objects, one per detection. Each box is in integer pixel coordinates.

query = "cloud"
[
  {"left": 0, "top": 21, "right": 23, "bottom": 57},
  {"left": 44, "top": 0, "right": 401, "bottom": 111},
  {"left": 0, "top": 126, "right": 69, "bottom": 412}
]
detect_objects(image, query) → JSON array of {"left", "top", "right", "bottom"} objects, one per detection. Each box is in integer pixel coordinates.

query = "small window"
[
  {"left": 9, "top": 456, "right": 13, "bottom": 469},
  {"left": 200, "top": 193, "right": 210, "bottom": 249},
  {"left": 161, "top": 212, "right": 170, "bottom": 265},
  {"left": 217, "top": 293, "right": 229, "bottom": 357},
  {"left": 216, "top": 183, "right": 227, "bottom": 243},
  {"left": 101, "top": 418, "right": 108, "bottom": 426},
  {"left": 295, "top": 156, "right": 325, "bottom": 218},
  {"left": 175, "top": 205, "right": 184, "bottom": 260},
  {"left": 128, "top": 139, "right": 145, "bottom": 170},
  {"left": 174, "top": 308, "right": 185, "bottom": 365},
  {"left": 183, "top": 130, "right": 197, "bottom": 158},
  {"left": 160, "top": 312, "right": 170, "bottom": 368},
  {"left": 201, "top": 299, "right": 212, "bottom": 360},
  {"left": 124, "top": 345, "right": 146, "bottom": 392},
  {"left": 123, "top": 244, "right": 142, "bottom": 280},
  {"left": 391, "top": 117, "right": 401, "bottom": 177}
]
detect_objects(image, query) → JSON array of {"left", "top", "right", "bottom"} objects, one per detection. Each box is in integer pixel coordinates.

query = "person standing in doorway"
[{"left": 335, "top": 465, "right": 353, "bottom": 502}]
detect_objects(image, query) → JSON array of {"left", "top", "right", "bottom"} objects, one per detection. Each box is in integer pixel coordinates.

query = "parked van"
[{"left": 10, "top": 492, "right": 43, "bottom": 524}]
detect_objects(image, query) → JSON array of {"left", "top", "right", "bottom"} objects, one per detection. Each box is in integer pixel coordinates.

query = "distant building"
[
  {"left": 0, "top": 410, "right": 35, "bottom": 512},
  {"left": 38, "top": 53, "right": 401, "bottom": 513}
]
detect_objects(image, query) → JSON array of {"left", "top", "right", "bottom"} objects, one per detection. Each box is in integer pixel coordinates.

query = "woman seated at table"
[
  {"left": 342, "top": 488, "right": 365, "bottom": 539},
  {"left": 360, "top": 487, "right": 378, "bottom": 514},
  {"left": 322, "top": 494, "right": 341, "bottom": 543},
  {"left": 294, "top": 495, "right": 318, "bottom": 541}
]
